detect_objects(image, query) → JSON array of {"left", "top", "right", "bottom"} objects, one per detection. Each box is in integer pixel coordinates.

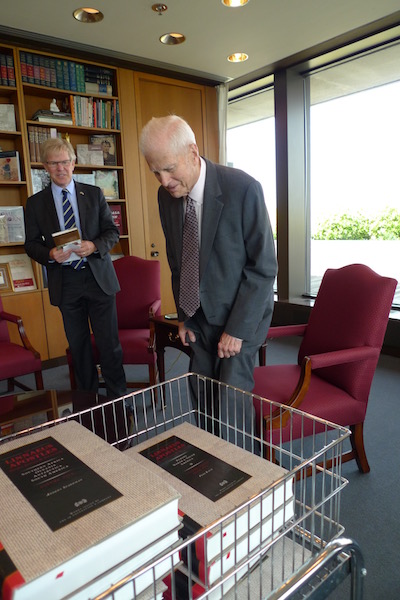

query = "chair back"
[
  {"left": 298, "top": 263, "right": 397, "bottom": 403},
  {"left": 113, "top": 256, "right": 161, "bottom": 329},
  {"left": 0, "top": 295, "right": 11, "bottom": 343}
]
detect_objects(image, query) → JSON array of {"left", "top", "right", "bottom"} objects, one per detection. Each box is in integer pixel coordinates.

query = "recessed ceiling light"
[
  {"left": 73, "top": 7, "right": 104, "bottom": 23},
  {"left": 227, "top": 52, "right": 249, "bottom": 63},
  {"left": 222, "top": 0, "right": 250, "bottom": 7},
  {"left": 160, "top": 33, "right": 186, "bottom": 46}
]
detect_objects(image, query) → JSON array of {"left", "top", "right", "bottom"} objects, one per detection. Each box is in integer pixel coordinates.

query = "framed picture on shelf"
[
  {"left": 90, "top": 134, "right": 117, "bottom": 166},
  {"left": 0, "top": 263, "right": 13, "bottom": 292}
]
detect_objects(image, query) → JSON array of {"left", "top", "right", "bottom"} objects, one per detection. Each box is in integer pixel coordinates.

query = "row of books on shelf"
[
  {"left": 31, "top": 167, "right": 120, "bottom": 200},
  {"left": 20, "top": 51, "right": 114, "bottom": 95},
  {"left": 31, "top": 96, "right": 120, "bottom": 130},
  {"left": 0, "top": 415, "right": 295, "bottom": 599},
  {"left": 0, "top": 53, "right": 15, "bottom": 87},
  {"left": 0, "top": 151, "right": 21, "bottom": 182}
]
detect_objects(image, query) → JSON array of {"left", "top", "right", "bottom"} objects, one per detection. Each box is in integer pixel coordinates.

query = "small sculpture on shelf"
[{"left": 50, "top": 98, "right": 60, "bottom": 113}]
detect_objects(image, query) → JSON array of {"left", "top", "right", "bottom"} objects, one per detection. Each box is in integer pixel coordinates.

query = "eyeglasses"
[{"left": 46, "top": 160, "right": 72, "bottom": 168}]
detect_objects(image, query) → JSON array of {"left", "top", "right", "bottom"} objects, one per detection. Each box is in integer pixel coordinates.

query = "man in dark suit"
[
  {"left": 25, "top": 138, "right": 126, "bottom": 399},
  {"left": 140, "top": 116, "right": 277, "bottom": 439}
]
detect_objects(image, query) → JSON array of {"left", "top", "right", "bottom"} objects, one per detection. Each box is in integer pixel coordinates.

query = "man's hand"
[
  {"left": 75, "top": 240, "right": 96, "bottom": 258},
  {"left": 218, "top": 332, "right": 242, "bottom": 359},
  {"left": 49, "top": 246, "right": 73, "bottom": 263},
  {"left": 178, "top": 322, "right": 196, "bottom": 346}
]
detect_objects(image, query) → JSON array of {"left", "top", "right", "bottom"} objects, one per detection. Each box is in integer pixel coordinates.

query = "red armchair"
[
  {"left": 67, "top": 255, "right": 161, "bottom": 390},
  {"left": 0, "top": 296, "right": 43, "bottom": 392},
  {"left": 253, "top": 264, "right": 397, "bottom": 473}
]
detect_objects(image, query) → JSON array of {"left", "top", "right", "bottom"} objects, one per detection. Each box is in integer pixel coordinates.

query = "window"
[
  {"left": 227, "top": 83, "right": 276, "bottom": 237},
  {"left": 307, "top": 42, "right": 400, "bottom": 306}
]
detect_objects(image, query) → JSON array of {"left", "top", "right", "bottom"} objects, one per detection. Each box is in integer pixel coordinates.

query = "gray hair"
[
  {"left": 139, "top": 115, "right": 196, "bottom": 157},
  {"left": 40, "top": 138, "right": 76, "bottom": 163}
]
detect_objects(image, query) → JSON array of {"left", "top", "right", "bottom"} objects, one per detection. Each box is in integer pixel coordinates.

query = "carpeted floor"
[{"left": 1, "top": 340, "right": 399, "bottom": 599}]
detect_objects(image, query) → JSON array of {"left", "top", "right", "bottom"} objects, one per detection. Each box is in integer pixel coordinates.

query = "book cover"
[
  {"left": 0, "top": 207, "right": 25, "bottom": 243},
  {"left": 0, "top": 104, "right": 17, "bottom": 132},
  {"left": 127, "top": 423, "right": 294, "bottom": 564},
  {"left": 0, "top": 421, "right": 181, "bottom": 600},
  {"left": 110, "top": 203, "right": 123, "bottom": 233},
  {"left": 0, "top": 152, "right": 21, "bottom": 182},
  {"left": 52, "top": 227, "right": 81, "bottom": 249},
  {"left": 0, "top": 254, "right": 37, "bottom": 293},
  {"left": 90, "top": 133, "right": 117, "bottom": 166},
  {"left": 94, "top": 169, "right": 119, "bottom": 199},
  {"left": 31, "top": 169, "right": 51, "bottom": 194},
  {"left": 76, "top": 143, "right": 104, "bottom": 166}
]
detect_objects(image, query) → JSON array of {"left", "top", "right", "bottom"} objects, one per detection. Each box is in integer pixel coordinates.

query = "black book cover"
[
  {"left": 0, "top": 436, "right": 122, "bottom": 531},
  {"left": 139, "top": 435, "right": 250, "bottom": 502}
]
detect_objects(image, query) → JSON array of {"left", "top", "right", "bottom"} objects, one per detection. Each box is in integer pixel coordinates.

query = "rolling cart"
[{"left": 0, "top": 373, "right": 365, "bottom": 599}]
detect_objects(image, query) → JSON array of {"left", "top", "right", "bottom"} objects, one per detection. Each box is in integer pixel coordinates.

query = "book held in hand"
[
  {"left": 0, "top": 421, "right": 181, "bottom": 600},
  {"left": 52, "top": 227, "right": 81, "bottom": 249}
]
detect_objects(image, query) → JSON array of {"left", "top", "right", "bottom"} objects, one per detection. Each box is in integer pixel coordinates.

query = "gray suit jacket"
[
  {"left": 25, "top": 182, "right": 120, "bottom": 306},
  {"left": 158, "top": 159, "right": 277, "bottom": 342}
]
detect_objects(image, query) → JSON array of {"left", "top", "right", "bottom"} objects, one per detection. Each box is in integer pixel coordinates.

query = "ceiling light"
[
  {"left": 222, "top": 0, "right": 250, "bottom": 7},
  {"left": 152, "top": 3, "right": 168, "bottom": 15},
  {"left": 227, "top": 52, "right": 249, "bottom": 63},
  {"left": 73, "top": 7, "right": 104, "bottom": 23},
  {"left": 160, "top": 33, "right": 186, "bottom": 46}
]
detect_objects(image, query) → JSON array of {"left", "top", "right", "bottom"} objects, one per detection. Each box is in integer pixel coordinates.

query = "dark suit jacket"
[
  {"left": 25, "top": 182, "right": 120, "bottom": 306},
  {"left": 158, "top": 158, "right": 277, "bottom": 342}
]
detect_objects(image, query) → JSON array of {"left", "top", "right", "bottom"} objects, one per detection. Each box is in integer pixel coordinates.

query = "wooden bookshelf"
[{"left": 0, "top": 41, "right": 218, "bottom": 361}]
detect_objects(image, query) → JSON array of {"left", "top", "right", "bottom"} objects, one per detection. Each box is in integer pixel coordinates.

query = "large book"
[
  {"left": 0, "top": 254, "right": 37, "bottom": 292},
  {"left": 0, "top": 151, "right": 21, "bottom": 182},
  {"left": 127, "top": 423, "right": 294, "bottom": 565},
  {"left": 31, "top": 168, "right": 51, "bottom": 194},
  {"left": 0, "top": 421, "right": 181, "bottom": 600},
  {"left": 0, "top": 104, "right": 17, "bottom": 132}
]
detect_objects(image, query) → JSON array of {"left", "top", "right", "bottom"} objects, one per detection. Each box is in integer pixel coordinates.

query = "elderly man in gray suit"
[
  {"left": 140, "top": 116, "right": 277, "bottom": 441},
  {"left": 25, "top": 138, "right": 126, "bottom": 399}
]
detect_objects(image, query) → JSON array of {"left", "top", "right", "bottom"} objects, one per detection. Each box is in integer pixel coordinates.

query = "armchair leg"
[
  {"left": 35, "top": 370, "right": 44, "bottom": 390},
  {"left": 349, "top": 422, "right": 370, "bottom": 474}
]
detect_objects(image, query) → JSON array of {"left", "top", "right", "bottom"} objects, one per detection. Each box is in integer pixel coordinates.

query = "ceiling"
[{"left": 2, "top": 1, "right": 400, "bottom": 87}]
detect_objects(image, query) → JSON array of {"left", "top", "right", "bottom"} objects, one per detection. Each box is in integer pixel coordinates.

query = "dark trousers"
[
  {"left": 186, "top": 309, "right": 263, "bottom": 450},
  {"left": 59, "top": 266, "right": 126, "bottom": 399}
]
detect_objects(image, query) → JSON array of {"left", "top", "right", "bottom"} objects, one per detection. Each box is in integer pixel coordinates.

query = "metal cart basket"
[{"left": 0, "top": 373, "right": 365, "bottom": 599}]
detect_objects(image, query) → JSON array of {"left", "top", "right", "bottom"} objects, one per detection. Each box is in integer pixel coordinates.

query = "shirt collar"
[{"left": 188, "top": 157, "right": 206, "bottom": 205}]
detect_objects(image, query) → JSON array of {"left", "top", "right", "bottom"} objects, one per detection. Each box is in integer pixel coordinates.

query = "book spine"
[
  {"left": 55, "top": 59, "right": 64, "bottom": 89},
  {"left": 19, "top": 51, "right": 28, "bottom": 83},
  {"left": 27, "top": 125, "right": 37, "bottom": 162},
  {"left": 0, "top": 54, "right": 8, "bottom": 86},
  {"left": 68, "top": 61, "right": 77, "bottom": 92},
  {"left": 26, "top": 53, "right": 35, "bottom": 84},
  {"left": 44, "top": 57, "right": 51, "bottom": 87},
  {"left": 39, "top": 56, "right": 47, "bottom": 86},
  {"left": 32, "top": 54, "right": 41, "bottom": 85},
  {"left": 49, "top": 58, "right": 57, "bottom": 88},
  {"left": 0, "top": 541, "right": 26, "bottom": 600},
  {"left": 62, "top": 60, "right": 70, "bottom": 90},
  {"left": 6, "top": 55, "right": 15, "bottom": 87}
]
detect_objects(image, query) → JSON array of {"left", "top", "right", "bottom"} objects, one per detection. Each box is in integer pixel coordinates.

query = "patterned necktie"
[
  {"left": 179, "top": 196, "right": 200, "bottom": 317},
  {"left": 62, "top": 188, "right": 83, "bottom": 270}
]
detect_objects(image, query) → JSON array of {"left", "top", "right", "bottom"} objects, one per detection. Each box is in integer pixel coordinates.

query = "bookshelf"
[{"left": 0, "top": 41, "right": 218, "bottom": 361}]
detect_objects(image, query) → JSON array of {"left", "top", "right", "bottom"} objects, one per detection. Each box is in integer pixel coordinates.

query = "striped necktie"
[
  {"left": 179, "top": 196, "right": 200, "bottom": 317},
  {"left": 62, "top": 188, "right": 83, "bottom": 270}
]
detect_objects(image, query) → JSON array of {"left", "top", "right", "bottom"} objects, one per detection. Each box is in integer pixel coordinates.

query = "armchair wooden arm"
[{"left": 0, "top": 310, "right": 40, "bottom": 359}]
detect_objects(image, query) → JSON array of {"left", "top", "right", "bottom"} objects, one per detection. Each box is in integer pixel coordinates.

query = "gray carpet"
[{"left": 1, "top": 341, "right": 399, "bottom": 599}]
